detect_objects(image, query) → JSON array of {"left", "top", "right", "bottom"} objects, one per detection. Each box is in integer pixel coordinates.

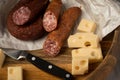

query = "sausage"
[
  {"left": 43, "top": 7, "right": 81, "bottom": 56},
  {"left": 7, "top": 11, "right": 45, "bottom": 41},
  {"left": 12, "top": 0, "right": 49, "bottom": 25},
  {"left": 43, "top": 0, "right": 62, "bottom": 32}
]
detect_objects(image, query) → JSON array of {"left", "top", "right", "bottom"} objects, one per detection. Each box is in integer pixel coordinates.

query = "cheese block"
[
  {"left": 77, "top": 19, "right": 96, "bottom": 33},
  {"left": 68, "top": 33, "right": 99, "bottom": 48},
  {"left": 72, "top": 57, "right": 88, "bottom": 75},
  {"left": 72, "top": 46, "right": 103, "bottom": 63},
  {"left": 8, "top": 67, "right": 23, "bottom": 80},
  {"left": 0, "top": 49, "right": 5, "bottom": 68}
]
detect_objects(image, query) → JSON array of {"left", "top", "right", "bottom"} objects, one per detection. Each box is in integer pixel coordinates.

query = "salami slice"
[
  {"left": 43, "top": 7, "right": 81, "bottom": 56},
  {"left": 43, "top": 0, "right": 62, "bottom": 32},
  {"left": 12, "top": 0, "right": 49, "bottom": 25}
]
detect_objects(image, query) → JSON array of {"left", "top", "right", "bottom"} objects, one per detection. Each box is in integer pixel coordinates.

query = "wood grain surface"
[{"left": 0, "top": 28, "right": 117, "bottom": 80}]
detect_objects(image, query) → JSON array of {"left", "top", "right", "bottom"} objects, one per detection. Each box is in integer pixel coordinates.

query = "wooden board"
[{"left": 0, "top": 29, "right": 117, "bottom": 80}]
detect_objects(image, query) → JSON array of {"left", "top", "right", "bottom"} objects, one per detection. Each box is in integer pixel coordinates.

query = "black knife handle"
[{"left": 25, "top": 51, "right": 74, "bottom": 80}]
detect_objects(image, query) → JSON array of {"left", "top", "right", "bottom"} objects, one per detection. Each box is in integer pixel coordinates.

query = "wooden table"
[{"left": 0, "top": 27, "right": 118, "bottom": 80}]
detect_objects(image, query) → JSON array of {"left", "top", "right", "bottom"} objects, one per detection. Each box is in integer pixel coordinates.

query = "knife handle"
[{"left": 25, "top": 52, "right": 74, "bottom": 80}]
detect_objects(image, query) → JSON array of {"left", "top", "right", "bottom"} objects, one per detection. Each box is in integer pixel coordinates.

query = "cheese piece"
[
  {"left": 77, "top": 19, "right": 96, "bottom": 33},
  {"left": 0, "top": 49, "right": 5, "bottom": 68},
  {"left": 72, "top": 46, "right": 103, "bottom": 63},
  {"left": 68, "top": 33, "right": 99, "bottom": 48},
  {"left": 72, "top": 57, "right": 88, "bottom": 75},
  {"left": 8, "top": 67, "right": 23, "bottom": 80}
]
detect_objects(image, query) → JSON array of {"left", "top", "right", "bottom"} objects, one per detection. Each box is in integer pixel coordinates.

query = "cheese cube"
[
  {"left": 0, "top": 49, "right": 5, "bottom": 68},
  {"left": 8, "top": 67, "right": 23, "bottom": 80},
  {"left": 77, "top": 19, "right": 97, "bottom": 33},
  {"left": 72, "top": 47, "right": 103, "bottom": 63},
  {"left": 68, "top": 33, "right": 99, "bottom": 48},
  {"left": 72, "top": 57, "right": 88, "bottom": 75}
]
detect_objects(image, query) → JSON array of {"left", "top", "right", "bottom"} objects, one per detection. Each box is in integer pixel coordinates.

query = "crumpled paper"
[{"left": 0, "top": 0, "right": 120, "bottom": 50}]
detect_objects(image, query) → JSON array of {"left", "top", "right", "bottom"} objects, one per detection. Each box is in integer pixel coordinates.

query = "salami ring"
[
  {"left": 43, "top": 7, "right": 81, "bottom": 56},
  {"left": 7, "top": 12, "right": 45, "bottom": 41},
  {"left": 43, "top": 0, "right": 62, "bottom": 32},
  {"left": 12, "top": 0, "right": 49, "bottom": 25}
]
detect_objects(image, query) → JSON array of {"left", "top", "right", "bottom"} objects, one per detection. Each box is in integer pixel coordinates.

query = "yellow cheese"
[
  {"left": 72, "top": 46, "right": 103, "bottom": 63},
  {"left": 0, "top": 49, "right": 5, "bottom": 68},
  {"left": 68, "top": 33, "right": 99, "bottom": 48},
  {"left": 77, "top": 19, "right": 97, "bottom": 33},
  {"left": 72, "top": 57, "right": 88, "bottom": 75},
  {"left": 8, "top": 67, "right": 23, "bottom": 80}
]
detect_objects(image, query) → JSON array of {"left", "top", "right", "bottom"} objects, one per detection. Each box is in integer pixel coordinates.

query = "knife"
[{"left": 2, "top": 48, "right": 74, "bottom": 80}]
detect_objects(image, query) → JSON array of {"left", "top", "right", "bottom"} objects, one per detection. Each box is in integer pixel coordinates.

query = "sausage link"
[
  {"left": 43, "top": 7, "right": 81, "bottom": 56},
  {"left": 43, "top": 0, "right": 62, "bottom": 32},
  {"left": 12, "top": 0, "right": 49, "bottom": 25}
]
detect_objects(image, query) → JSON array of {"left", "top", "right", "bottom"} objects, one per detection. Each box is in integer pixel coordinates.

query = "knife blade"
[{"left": 2, "top": 48, "right": 74, "bottom": 80}]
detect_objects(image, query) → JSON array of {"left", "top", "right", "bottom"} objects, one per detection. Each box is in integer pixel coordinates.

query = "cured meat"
[
  {"left": 7, "top": 12, "right": 45, "bottom": 41},
  {"left": 43, "top": 7, "right": 81, "bottom": 56},
  {"left": 43, "top": 0, "right": 62, "bottom": 32},
  {"left": 12, "top": 0, "right": 49, "bottom": 25}
]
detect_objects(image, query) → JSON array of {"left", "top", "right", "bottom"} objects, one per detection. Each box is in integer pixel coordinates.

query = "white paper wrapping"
[{"left": 0, "top": 0, "right": 120, "bottom": 50}]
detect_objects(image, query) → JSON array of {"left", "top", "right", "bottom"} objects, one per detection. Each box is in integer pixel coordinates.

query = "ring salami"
[
  {"left": 43, "top": 7, "right": 81, "bottom": 56},
  {"left": 43, "top": 0, "right": 62, "bottom": 32},
  {"left": 12, "top": 0, "right": 49, "bottom": 25},
  {"left": 7, "top": 13, "right": 45, "bottom": 41}
]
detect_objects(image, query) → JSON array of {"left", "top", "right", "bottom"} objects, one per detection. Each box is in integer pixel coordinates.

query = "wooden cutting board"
[{"left": 0, "top": 31, "right": 114, "bottom": 80}]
